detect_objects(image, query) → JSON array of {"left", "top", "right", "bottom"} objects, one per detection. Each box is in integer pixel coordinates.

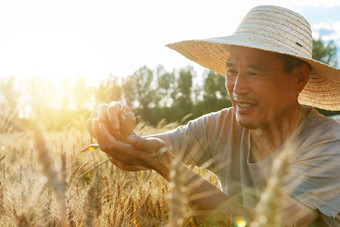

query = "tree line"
[{"left": 0, "top": 38, "right": 338, "bottom": 131}]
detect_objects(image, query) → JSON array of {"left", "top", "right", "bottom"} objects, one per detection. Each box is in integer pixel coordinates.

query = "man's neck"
[{"left": 250, "top": 105, "right": 308, "bottom": 162}]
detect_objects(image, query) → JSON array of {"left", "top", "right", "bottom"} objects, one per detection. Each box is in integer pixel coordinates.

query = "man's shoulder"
[
  {"left": 294, "top": 108, "right": 340, "bottom": 156},
  {"left": 185, "top": 107, "right": 239, "bottom": 134},
  {"left": 303, "top": 108, "right": 340, "bottom": 139},
  {"left": 201, "top": 107, "right": 235, "bottom": 120}
]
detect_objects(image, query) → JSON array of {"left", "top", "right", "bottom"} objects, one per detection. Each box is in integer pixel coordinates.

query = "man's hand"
[
  {"left": 86, "top": 102, "right": 136, "bottom": 142},
  {"left": 92, "top": 118, "right": 171, "bottom": 172},
  {"left": 86, "top": 102, "right": 173, "bottom": 173}
]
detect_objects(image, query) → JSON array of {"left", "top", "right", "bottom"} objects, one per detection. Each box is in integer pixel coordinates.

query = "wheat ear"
[{"left": 250, "top": 146, "right": 292, "bottom": 227}]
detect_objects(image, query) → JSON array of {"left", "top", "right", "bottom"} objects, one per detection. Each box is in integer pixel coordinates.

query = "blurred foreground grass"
[{"left": 0, "top": 120, "right": 220, "bottom": 226}]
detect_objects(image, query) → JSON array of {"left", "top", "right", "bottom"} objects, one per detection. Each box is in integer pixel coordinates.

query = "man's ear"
[{"left": 294, "top": 63, "right": 309, "bottom": 94}]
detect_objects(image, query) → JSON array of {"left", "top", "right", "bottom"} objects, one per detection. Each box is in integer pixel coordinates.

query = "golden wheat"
[
  {"left": 0, "top": 117, "right": 303, "bottom": 226},
  {"left": 167, "top": 158, "right": 189, "bottom": 226}
]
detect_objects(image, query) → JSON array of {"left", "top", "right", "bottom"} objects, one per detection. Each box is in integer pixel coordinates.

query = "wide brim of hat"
[{"left": 166, "top": 34, "right": 340, "bottom": 111}]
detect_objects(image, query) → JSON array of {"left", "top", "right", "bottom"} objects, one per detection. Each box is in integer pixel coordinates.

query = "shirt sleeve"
[
  {"left": 166, "top": 108, "right": 235, "bottom": 166},
  {"left": 166, "top": 114, "right": 212, "bottom": 166},
  {"left": 285, "top": 136, "right": 340, "bottom": 219}
]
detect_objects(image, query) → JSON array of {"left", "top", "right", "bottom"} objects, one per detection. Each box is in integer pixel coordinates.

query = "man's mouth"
[
  {"left": 236, "top": 102, "right": 257, "bottom": 114},
  {"left": 238, "top": 103, "right": 256, "bottom": 108}
]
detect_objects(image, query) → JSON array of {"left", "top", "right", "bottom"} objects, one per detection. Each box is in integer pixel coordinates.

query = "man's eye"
[
  {"left": 249, "top": 72, "right": 259, "bottom": 77},
  {"left": 227, "top": 70, "right": 237, "bottom": 75}
]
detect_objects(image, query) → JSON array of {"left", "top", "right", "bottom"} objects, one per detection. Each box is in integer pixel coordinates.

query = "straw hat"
[{"left": 166, "top": 5, "right": 340, "bottom": 111}]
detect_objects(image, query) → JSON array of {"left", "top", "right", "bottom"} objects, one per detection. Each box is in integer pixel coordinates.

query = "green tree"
[
  {"left": 72, "top": 77, "right": 92, "bottom": 110},
  {"left": 121, "top": 75, "right": 136, "bottom": 108},
  {"left": 122, "top": 66, "right": 157, "bottom": 123},
  {"left": 19, "top": 75, "right": 58, "bottom": 128},
  {"left": 192, "top": 70, "right": 231, "bottom": 117},
  {"left": 312, "top": 38, "right": 338, "bottom": 67},
  {"left": 175, "top": 67, "right": 194, "bottom": 119},
  {"left": 312, "top": 38, "right": 339, "bottom": 116},
  {"left": 203, "top": 70, "right": 228, "bottom": 100},
  {"left": 95, "top": 74, "right": 122, "bottom": 105},
  {"left": 156, "top": 65, "right": 176, "bottom": 108}
]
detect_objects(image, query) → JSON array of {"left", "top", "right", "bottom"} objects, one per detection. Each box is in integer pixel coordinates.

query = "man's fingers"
[
  {"left": 97, "top": 122, "right": 125, "bottom": 157},
  {"left": 94, "top": 121, "right": 157, "bottom": 171},
  {"left": 98, "top": 122, "right": 116, "bottom": 144},
  {"left": 86, "top": 111, "right": 98, "bottom": 138},
  {"left": 127, "top": 135, "right": 147, "bottom": 149},
  {"left": 127, "top": 135, "right": 166, "bottom": 152},
  {"left": 97, "top": 104, "right": 109, "bottom": 126},
  {"left": 92, "top": 118, "right": 101, "bottom": 140},
  {"left": 107, "top": 103, "right": 120, "bottom": 131},
  {"left": 94, "top": 103, "right": 120, "bottom": 137}
]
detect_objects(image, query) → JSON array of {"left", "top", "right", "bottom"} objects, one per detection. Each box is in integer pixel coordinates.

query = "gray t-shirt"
[{"left": 167, "top": 107, "right": 340, "bottom": 226}]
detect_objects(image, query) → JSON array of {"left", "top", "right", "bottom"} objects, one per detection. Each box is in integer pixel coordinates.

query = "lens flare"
[{"left": 236, "top": 218, "right": 247, "bottom": 227}]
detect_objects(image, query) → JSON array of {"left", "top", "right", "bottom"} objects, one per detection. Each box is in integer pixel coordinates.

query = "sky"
[{"left": 0, "top": 0, "right": 339, "bottom": 85}]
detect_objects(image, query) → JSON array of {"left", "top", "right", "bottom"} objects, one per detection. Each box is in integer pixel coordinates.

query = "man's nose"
[{"left": 233, "top": 73, "right": 250, "bottom": 95}]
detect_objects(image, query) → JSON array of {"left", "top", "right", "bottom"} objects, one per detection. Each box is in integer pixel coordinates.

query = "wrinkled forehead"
[
  {"left": 228, "top": 46, "right": 280, "bottom": 65},
  {"left": 227, "top": 46, "right": 285, "bottom": 73}
]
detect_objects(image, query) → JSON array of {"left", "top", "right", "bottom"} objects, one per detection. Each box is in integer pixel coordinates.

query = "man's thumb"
[{"left": 127, "top": 134, "right": 147, "bottom": 149}]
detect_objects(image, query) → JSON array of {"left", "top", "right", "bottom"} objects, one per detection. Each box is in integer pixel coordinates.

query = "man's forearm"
[{"left": 153, "top": 150, "right": 254, "bottom": 223}]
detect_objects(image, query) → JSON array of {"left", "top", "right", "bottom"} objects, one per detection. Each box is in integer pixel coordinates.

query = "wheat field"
[{"left": 0, "top": 120, "right": 225, "bottom": 227}]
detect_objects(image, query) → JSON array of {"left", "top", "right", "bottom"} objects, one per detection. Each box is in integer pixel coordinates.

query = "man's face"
[{"left": 226, "top": 46, "right": 299, "bottom": 129}]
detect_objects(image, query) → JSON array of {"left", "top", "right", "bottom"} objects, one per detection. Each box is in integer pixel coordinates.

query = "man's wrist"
[{"left": 152, "top": 148, "right": 174, "bottom": 181}]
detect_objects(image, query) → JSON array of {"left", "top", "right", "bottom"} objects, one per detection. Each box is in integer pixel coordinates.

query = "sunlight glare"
[
  {"left": 236, "top": 218, "right": 247, "bottom": 227},
  {"left": 0, "top": 23, "right": 110, "bottom": 85}
]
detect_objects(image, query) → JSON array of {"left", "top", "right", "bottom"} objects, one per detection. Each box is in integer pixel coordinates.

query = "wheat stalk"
[
  {"left": 83, "top": 185, "right": 95, "bottom": 227},
  {"left": 167, "top": 158, "right": 188, "bottom": 227},
  {"left": 250, "top": 145, "right": 292, "bottom": 227},
  {"left": 34, "top": 128, "right": 68, "bottom": 227},
  {"left": 0, "top": 182, "right": 4, "bottom": 215}
]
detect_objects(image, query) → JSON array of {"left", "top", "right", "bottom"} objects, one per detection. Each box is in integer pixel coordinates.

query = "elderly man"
[{"left": 87, "top": 5, "right": 340, "bottom": 226}]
